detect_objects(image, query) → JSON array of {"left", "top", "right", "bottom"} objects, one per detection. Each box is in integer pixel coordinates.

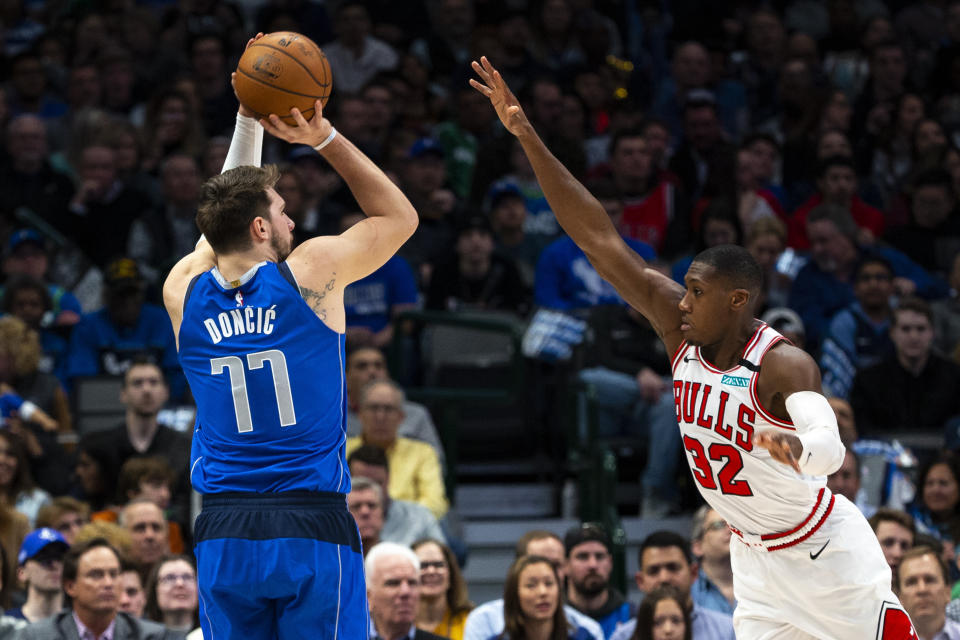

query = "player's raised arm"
[
  {"left": 259, "top": 102, "right": 418, "bottom": 287},
  {"left": 470, "top": 57, "right": 684, "bottom": 345},
  {"left": 753, "top": 343, "right": 845, "bottom": 475}
]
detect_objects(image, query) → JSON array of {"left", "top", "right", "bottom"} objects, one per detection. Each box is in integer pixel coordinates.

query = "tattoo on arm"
[{"left": 300, "top": 275, "right": 336, "bottom": 319}]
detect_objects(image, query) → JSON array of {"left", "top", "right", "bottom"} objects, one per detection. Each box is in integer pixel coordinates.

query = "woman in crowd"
[
  {"left": 413, "top": 538, "right": 473, "bottom": 639},
  {"left": 73, "top": 435, "right": 119, "bottom": 514},
  {"left": 495, "top": 555, "right": 592, "bottom": 640},
  {"left": 908, "top": 453, "right": 960, "bottom": 545},
  {"left": 145, "top": 555, "right": 200, "bottom": 634},
  {"left": 0, "top": 430, "right": 49, "bottom": 527},
  {"left": 630, "top": 584, "right": 691, "bottom": 640}
]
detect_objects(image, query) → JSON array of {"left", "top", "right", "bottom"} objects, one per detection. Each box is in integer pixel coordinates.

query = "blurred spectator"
[
  {"left": 65, "top": 260, "right": 184, "bottom": 400},
  {"left": 98, "top": 46, "right": 140, "bottom": 118},
  {"left": 857, "top": 92, "right": 926, "bottom": 207},
  {"left": 853, "top": 40, "right": 909, "bottom": 144},
  {"left": 896, "top": 546, "right": 960, "bottom": 640},
  {"left": 527, "top": 0, "right": 583, "bottom": 72},
  {"left": 671, "top": 198, "right": 742, "bottom": 284},
  {"left": 0, "top": 116, "right": 74, "bottom": 235},
  {"left": 630, "top": 584, "right": 691, "bottom": 640},
  {"left": 0, "top": 430, "right": 49, "bottom": 528},
  {"left": 606, "top": 129, "right": 687, "bottom": 258},
  {"left": 340, "top": 211, "right": 419, "bottom": 348},
  {"left": 347, "top": 476, "right": 385, "bottom": 553},
  {"left": 690, "top": 506, "right": 734, "bottom": 616},
  {"left": 118, "top": 561, "right": 146, "bottom": 619},
  {"left": 908, "top": 454, "right": 960, "bottom": 547},
  {"left": 412, "top": 538, "right": 473, "bottom": 639},
  {"left": 324, "top": 1, "right": 399, "bottom": 94},
  {"left": 348, "top": 446, "right": 444, "bottom": 547},
  {"left": 71, "top": 521, "right": 131, "bottom": 561},
  {"left": 820, "top": 255, "right": 895, "bottom": 399},
  {"left": 141, "top": 88, "right": 206, "bottom": 174},
  {"left": 187, "top": 33, "right": 235, "bottom": 139},
  {"left": 78, "top": 358, "right": 190, "bottom": 529},
  {"left": 886, "top": 169, "right": 960, "bottom": 276},
  {"left": 827, "top": 449, "right": 876, "bottom": 517},
  {"left": 733, "top": 9, "right": 786, "bottom": 129},
  {"left": 435, "top": 84, "right": 496, "bottom": 200},
  {"left": 828, "top": 397, "right": 857, "bottom": 446},
  {"left": 19, "top": 537, "right": 178, "bottom": 639},
  {"left": 869, "top": 508, "right": 916, "bottom": 581},
  {"left": 286, "top": 146, "right": 347, "bottom": 239},
  {"left": 760, "top": 307, "right": 806, "bottom": 353},
  {"left": 788, "top": 155, "right": 885, "bottom": 250},
  {"left": 344, "top": 347, "right": 445, "bottom": 465},
  {"left": 488, "top": 183, "right": 549, "bottom": 289},
  {"left": 365, "top": 542, "right": 445, "bottom": 640},
  {"left": 933, "top": 253, "right": 960, "bottom": 357},
  {"left": 609, "top": 531, "right": 734, "bottom": 640},
  {"left": 426, "top": 215, "right": 531, "bottom": 316},
  {"left": 742, "top": 132, "right": 785, "bottom": 208},
  {"left": 822, "top": 15, "right": 893, "bottom": 98},
  {"left": 744, "top": 217, "right": 790, "bottom": 311},
  {"left": 563, "top": 524, "right": 632, "bottom": 638},
  {"left": 346, "top": 380, "right": 448, "bottom": 518},
  {"left": 6, "top": 50, "right": 67, "bottom": 123},
  {"left": 73, "top": 436, "right": 119, "bottom": 514},
  {"left": 119, "top": 500, "right": 169, "bottom": 583},
  {"left": 108, "top": 457, "right": 184, "bottom": 554},
  {"left": 7, "top": 527, "right": 67, "bottom": 622},
  {"left": 2, "top": 230, "right": 82, "bottom": 327},
  {"left": 144, "top": 555, "right": 198, "bottom": 634},
  {"left": 485, "top": 136, "right": 562, "bottom": 242},
  {"left": 498, "top": 553, "right": 594, "bottom": 640},
  {"left": 463, "top": 530, "right": 603, "bottom": 640},
  {"left": 851, "top": 298, "right": 960, "bottom": 435},
  {"left": 127, "top": 154, "right": 202, "bottom": 285},
  {"left": 668, "top": 95, "right": 736, "bottom": 204},
  {"left": 788, "top": 205, "right": 946, "bottom": 348},
  {"left": 35, "top": 497, "right": 88, "bottom": 545}
]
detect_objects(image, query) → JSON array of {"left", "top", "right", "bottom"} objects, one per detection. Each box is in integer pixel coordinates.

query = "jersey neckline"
[
  {"left": 212, "top": 261, "right": 268, "bottom": 290},
  {"left": 696, "top": 322, "right": 766, "bottom": 374}
]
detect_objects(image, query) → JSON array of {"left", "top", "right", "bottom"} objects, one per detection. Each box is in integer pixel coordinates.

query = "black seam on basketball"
[
  {"left": 236, "top": 68, "right": 327, "bottom": 101},
  {"left": 245, "top": 43, "right": 332, "bottom": 89}
]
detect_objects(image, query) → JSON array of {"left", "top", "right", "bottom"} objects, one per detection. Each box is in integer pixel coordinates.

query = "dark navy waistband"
[{"left": 201, "top": 490, "right": 347, "bottom": 510}]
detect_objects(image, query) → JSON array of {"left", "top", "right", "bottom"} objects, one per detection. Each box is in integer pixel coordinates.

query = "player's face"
[
  {"left": 652, "top": 597, "right": 686, "bottom": 640},
  {"left": 118, "top": 570, "right": 146, "bottom": 617},
  {"left": 124, "top": 503, "right": 168, "bottom": 565},
  {"left": 368, "top": 556, "right": 419, "bottom": 627},
  {"left": 875, "top": 521, "right": 913, "bottom": 572},
  {"left": 347, "top": 487, "right": 383, "bottom": 539},
  {"left": 517, "top": 561, "right": 559, "bottom": 622},
  {"left": 525, "top": 537, "right": 567, "bottom": 582},
  {"left": 265, "top": 188, "right": 294, "bottom": 260},
  {"left": 680, "top": 264, "right": 737, "bottom": 347},
  {"left": 566, "top": 541, "right": 612, "bottom": 596},
  {"left": 898, "top": 553, "right": 949, "bottom": 623},
  {"left": 923, "top": 463, "right": 960, "bottom": 515},
  {"left": 415, "top": 542, "right": 450, "bottom": 598},
  {"left": 638, "top": 547, "right": 695, "bottom": 593},
  {"left": 826, "top": 450, "right": 859, "bottom": 502},
  {"left": 65, "top": 546, "right": 120, "bottom": 616}
]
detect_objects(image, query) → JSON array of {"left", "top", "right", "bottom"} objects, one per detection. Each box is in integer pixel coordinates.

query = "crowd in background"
[{"left": 2, "top": 0, "right": 960, "bottom": 637}]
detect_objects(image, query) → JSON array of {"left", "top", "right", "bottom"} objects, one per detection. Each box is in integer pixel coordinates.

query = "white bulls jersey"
[{"left": 671, "top": 321, "right": 829, "bottom": 539}]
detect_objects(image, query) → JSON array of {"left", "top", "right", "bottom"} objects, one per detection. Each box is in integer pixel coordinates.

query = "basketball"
[{"left": 234, "top": 32, "right": 333, "bottom": 125}]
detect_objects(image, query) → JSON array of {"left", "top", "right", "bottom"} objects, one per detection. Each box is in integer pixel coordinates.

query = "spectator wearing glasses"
[
  {"left": 689, "top": 507, "right": 735, "bottom": 616},
  {"left": 412, "top": 538, "right": 473, "bottom": 640},
  {"left": 144, "top": 555, "right": 198, "bottom": 634},
  {"left": 7, "top": 527, "right": 68, "bottom": 622},
  {"left": 346, "top": 380, "right": 448, "bottom": 519},
  {"left": 563, "top": 524, "right": 632, "bottom": 639}
]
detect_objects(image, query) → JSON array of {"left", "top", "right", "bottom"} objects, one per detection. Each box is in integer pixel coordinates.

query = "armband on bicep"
[{"left": 784, "top": 391, "right": 846, "bottom": 477}]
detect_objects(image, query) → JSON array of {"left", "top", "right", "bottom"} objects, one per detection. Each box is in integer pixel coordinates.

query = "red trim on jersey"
[
  {"left": 742, "top": 323, "right": 770, "bottom": 361},
  {"left": 766, "top": 494, "right": 835, "bottom": 551},
  {"left": 761, "top": 488, "right": 826, "bottom": 540},
  {"left": 698, "top": 324, "right": 763, "bottom": 374},
  {"left": 749, "top": 336, "right": 796, "bottom": 429},
  {"left": 671, "top": 340, "right": 689, "bottom": 371}
]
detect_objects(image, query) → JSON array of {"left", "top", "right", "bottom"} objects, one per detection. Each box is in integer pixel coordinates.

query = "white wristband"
[{"left": 313, "top": 127, "right": 337, "bottom": 152}]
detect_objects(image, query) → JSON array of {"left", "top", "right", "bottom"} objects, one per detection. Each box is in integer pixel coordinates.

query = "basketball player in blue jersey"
[{"left": 161, "top": 47, "right": 418, "bottom": 639}]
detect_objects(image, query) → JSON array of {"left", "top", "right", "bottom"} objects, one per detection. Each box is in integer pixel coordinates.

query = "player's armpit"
[{"left": 163, "top": 244, "right": 216, "bottom": 337}]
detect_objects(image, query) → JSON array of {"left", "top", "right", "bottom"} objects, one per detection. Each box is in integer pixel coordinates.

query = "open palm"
[{"left": 469, "top": 56, "right": 529, "bottom": 136}]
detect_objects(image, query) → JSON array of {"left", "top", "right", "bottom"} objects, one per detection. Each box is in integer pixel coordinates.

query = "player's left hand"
[
  {"left": 232, "top": 33, "right": 265, "bottom": 118},
  {"left": 259, "top": 100, "right": 333, "bottom": 148},
  {"left": 754, "top": 431, "right": 803, "bottom": 473}
]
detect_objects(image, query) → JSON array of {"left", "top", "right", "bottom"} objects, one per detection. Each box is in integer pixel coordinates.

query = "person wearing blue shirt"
[
  {"left": 162, "top": 66, "right": 417, "bottom": 639},
  {"left": 690, "top": 507, "right": 736, "bottom": 617},
  {"left": 66, "top": 258, "right": 184, "bottom": 400},
  {"left": 1, "top": 229, "right": 83, "bottom": 326},
  {"left": 563, "top": 525, "right": 633, "bottom": 639},
  {"left": 2, "top": 275, "right": 69, "bottom": 385}
]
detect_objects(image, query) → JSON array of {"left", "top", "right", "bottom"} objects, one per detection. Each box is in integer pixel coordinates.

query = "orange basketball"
[{"left": 234, "top": 32, "right": 333, "bottom": 126}]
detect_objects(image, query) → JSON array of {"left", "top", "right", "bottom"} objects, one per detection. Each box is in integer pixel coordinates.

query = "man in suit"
[
  {"left": 365, "top": 542, "right": 445, "bottom": 640},
  {"left": 21, "top": 537, "right": 182, "bottom": 639}
]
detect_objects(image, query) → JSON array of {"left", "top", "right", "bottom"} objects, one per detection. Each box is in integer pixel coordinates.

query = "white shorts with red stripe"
[{"left": 731, "top": 495, "right": 916, "bottom": 640}]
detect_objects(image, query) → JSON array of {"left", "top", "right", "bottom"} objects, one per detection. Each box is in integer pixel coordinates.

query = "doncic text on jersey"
[{"left": 203, "top": 305, "right": 277, "bottom": 344}]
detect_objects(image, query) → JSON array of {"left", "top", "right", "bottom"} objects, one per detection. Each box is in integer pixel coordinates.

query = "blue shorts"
[{"left": 194, "top": 491, "right": 367, "bottom": 639}]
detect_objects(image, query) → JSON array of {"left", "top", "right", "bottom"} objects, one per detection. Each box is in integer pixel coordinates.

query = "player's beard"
[{"left": 271, "top": 227, "right": 292, "bottom": 261}]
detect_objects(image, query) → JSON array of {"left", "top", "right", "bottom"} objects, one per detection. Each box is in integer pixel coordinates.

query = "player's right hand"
[
  {"left": 470, "top": 56, "right": 531, "bottom": 137},
  {"left": 259, "top": 100, "right": 333, "bottom": 148}
]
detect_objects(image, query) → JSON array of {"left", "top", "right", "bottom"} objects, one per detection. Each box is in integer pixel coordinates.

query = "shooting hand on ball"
[{"left": 259, "top": 99, "right": 333, "bottom": 148}]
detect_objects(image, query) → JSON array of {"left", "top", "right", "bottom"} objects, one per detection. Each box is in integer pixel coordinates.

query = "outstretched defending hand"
[
  {"left": 754, "top": 431, "right": 803, "bottom": 473},
  {"left": 470, "top": 56, "right": 530, "bottom": 137},
  {"left": 259, "top": 100, "right": 334, "bottom": 148}
]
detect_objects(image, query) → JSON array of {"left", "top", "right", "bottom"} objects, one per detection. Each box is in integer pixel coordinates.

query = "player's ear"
[{"left": 730, "top": 288, "right": 750, "bottom": 310}]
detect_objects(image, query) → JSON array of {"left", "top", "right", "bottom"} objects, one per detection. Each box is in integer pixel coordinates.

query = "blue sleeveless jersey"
[{"left": 178, "top": 261, "right": 349, "bottom": 494}]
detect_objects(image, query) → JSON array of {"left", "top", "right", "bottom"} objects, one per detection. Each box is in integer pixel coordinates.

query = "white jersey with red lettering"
[{"left": 670, "top": 321, "right": 827, "bottom": 539}]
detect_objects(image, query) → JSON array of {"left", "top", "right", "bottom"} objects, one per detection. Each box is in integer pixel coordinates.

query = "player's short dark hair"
[
  {"left": 197, "top": 164, "right": 280, "bottom": 255},
  {"left": 817, "top": 154, "right": 856, "bottom": 179},
  {"left": 347, "top": 445, "right": 389, "bottom": 472},
  {"left": 892, "top": 296, "right": 933, "bottom": 326},
  {"left": 690, "top": 244, "right": 763, "bottom": 294},
  {"left": 638, "top": 530, "right": 693, "bottom": 566},
  {"left": 897, "top": 545, "right": 949, "bottom": 588},
  {"left": 868, "top": 508, "right": 916, "bottom": 537},
  {"left": 514, "top": 530, "right": 561, "bottom": 559},
  {"left": 63, "top": 538, "right": 119, "bottom": 585}
]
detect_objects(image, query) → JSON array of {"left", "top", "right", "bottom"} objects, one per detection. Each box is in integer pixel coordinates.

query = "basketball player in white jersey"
[{"left": 470, "top": 57, "right": 916, "bottom": 640}]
